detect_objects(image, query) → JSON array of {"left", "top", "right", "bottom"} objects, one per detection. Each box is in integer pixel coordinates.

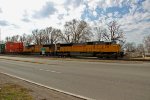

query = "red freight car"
[{"left": 5, "top": 42, "right": 23, "bottom": 53}]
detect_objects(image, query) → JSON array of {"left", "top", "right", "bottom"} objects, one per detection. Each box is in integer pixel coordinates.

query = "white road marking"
[
  {"left": 51, "top": 70, "right": 61, "bottom": 73},
  {"left": 51, "top": 70, "right": 56, "bottom": 72},
  {"left": 39, "top": 69, "right": 61, "bottom": 74}
]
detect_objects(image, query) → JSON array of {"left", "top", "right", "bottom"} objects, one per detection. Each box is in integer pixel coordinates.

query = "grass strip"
[{"left": 0, "top": 83, "right": 33, "bottom": 100}]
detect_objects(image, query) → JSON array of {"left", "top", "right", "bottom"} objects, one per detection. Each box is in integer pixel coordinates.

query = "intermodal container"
[{"left": 5, "top": 42, "right": 23, "bottom": 53}]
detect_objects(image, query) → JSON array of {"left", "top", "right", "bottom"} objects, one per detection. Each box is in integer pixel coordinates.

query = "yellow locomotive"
[{"left": 23, "top": 41, "right": 123, "bottom": 58}]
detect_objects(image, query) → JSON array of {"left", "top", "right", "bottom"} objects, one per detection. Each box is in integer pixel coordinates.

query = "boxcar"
[{"left": 5, "top": 42, "right": 23, "bottom": 53}]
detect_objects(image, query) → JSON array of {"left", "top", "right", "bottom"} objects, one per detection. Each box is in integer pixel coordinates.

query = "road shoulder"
[{"left": 0, "top": 72, "right": 83, "bottom": 100}]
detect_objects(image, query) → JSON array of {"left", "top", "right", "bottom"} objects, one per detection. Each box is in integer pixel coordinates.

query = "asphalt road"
[{"left": 0, "top": 56, "right": 150, "bottom": 100}]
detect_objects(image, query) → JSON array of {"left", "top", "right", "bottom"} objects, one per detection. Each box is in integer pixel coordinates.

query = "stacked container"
[{"left": 5, "top": 42, "right": 23, "bottom": 53}]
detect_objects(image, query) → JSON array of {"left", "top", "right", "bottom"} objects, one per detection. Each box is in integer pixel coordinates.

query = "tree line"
[
  {"left": 124, "top": 35, "right": 150, "bottom": 55},
  {"left": 5, "top": 19, "right": 124, "bottom": 45}
]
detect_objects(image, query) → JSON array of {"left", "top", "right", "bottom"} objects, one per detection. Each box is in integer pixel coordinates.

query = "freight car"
[
  {"left": 5, "top": 42, "right": 23, "bottom": 53},
  {"left": 0, "top": 44, "right": 5, "bottom": 54}
]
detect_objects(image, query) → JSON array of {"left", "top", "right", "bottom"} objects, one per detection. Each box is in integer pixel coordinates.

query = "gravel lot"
[{"left": 0, "top": 73, "right": 83, "bottom": 100}]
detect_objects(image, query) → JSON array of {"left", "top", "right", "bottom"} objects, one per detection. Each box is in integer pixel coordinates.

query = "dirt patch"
[{"left": 0, "top": 73, "right": 83, "bottom": 100}]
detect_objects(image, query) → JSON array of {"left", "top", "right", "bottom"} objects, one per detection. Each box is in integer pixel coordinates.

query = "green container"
[{"left": 0, "top": 44, "right": 5, "bottom": 53}]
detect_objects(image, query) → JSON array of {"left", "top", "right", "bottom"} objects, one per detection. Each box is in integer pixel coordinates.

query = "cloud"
[
  {"left": 57, "top": 14, "right": 65, "bottom": 20},
  {"left": 0, "top": 8, "right": 2, "bottom": 13},
  {"left": 64, "top": 0, "right": 83, "bottom": 8},
  {"left": 142, "top": 0, "right": 150, "bottom": 12},
  {"left": 11, "top": 24, "right": 20, "bottom": 29},
  {"left": 22, "top": 18, "right": 30, "bottom": 23},
  {"left": 80, "top": 0, "right": 149, "bottom": 44},
  {"left": 22, "top": 10, "right": 31, "bottom": 23},
  {"left": 117, "top": 9, "right": 150, "bottom": 43},
  {"left": 0, "top": 20, "right": 9, "bottom": 26},
  {"left": 33, "top": 1, "right": 57, "bottom": 19},
  {"left": 0, "top": 0, "right": 149, "bottom": 44}
]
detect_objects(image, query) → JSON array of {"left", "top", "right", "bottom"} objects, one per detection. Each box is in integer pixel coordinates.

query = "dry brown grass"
[{"left": 0, "top": 83, "right": 33, "bottom": 100}]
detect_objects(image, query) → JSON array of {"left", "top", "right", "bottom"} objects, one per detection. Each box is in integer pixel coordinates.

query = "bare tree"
[
  {"left": 124, "top": 42, "right": 136, "bottom": 52},
  {"left": 20, "top": 33, "right": 27, "bottom": 42},
  {"left": 32, "top": 29, "right": 43, "bottom": 45},
  {"left": 136, "top": 43, "right": 145, "bottom": 56},
  {"left": 19, "top": 33, "right": 33, "bottom": 45},
  {"left": 144, "top": 35, "right": 150, "bottom": 53},
  {"left": 5, "top": 35, "right": 20, "bottom": 42},
  {"left": 94, "top": 26, "right": 110, "bottom": 41},
  {"left": 5, "top": 37, "right": 11, "bottom": 42},
  {"left": 107, "top": 20, "right": 125, "bottom": 43},
  {"left": 44, "top": 27, "right": 61, "bottom": 44},
  {"left": 44, "top": 27, "right": 53, "bottom": 44},
  {"left": 60, "top": 24, "right": 72, "bottom": 43},
  {"left": 61, "top": 19, "right": 92, "bottom": 43},
  {"left": 51, "top": 29, "right": 61, "bottom": 44}
]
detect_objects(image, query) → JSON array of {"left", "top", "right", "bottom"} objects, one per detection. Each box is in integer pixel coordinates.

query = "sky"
[{"left": 0, "top": 0, "right": 149, "bottom": 44}]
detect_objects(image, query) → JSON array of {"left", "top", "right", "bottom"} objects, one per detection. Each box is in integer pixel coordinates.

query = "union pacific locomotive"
[{"left": 0, "top": 41, "right": 124, "bottom": 58}]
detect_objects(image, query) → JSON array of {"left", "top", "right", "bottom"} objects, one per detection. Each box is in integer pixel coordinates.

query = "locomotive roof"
[
  {"left": 24, "top": 41, "right": 117, "bottom": 47},
  {"left": 57, "top": 41, "right": 116, "bottom": 46}
]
